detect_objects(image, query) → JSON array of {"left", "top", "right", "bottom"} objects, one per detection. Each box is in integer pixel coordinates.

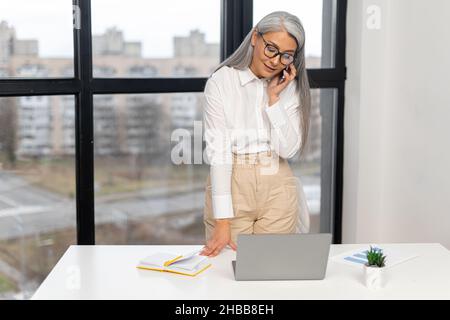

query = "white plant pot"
[{"left": 364, "top": 264, "right": 385, "bottom": 289}]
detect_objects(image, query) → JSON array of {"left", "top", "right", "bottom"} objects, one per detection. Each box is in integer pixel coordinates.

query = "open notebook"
[{"left": 136, "top": 249, "right": 211, "bottom": 277}]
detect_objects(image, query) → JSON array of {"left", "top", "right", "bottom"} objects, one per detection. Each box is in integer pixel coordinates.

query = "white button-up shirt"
[{"left": 203, "top": 65, "right": 301, "bottom": 219}]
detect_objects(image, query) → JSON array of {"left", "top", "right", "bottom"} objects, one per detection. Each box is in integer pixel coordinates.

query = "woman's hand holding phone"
[
  {"left": 267, "top": 63, "right": 297, "bottom": 106},
  {"left": 277, "top": 65, "right": 290, "bottom": 85}
]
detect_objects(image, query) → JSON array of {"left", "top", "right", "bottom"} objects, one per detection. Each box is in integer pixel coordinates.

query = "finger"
[
  {"left": 290, "top": 66, "right": 297, "bottom": 78},
  {"left": 277, "top": 71, "right": 288, "bottom": 87},
  {"left": 203, "top": 241, "right": 213, "bottom": 250},
  {"left": 287, "top": 69, "right": 294, "bottom": 80},
  {"left": 286, "top": 64, "right": 294, "bottom": 77},
  {"left": 201, "top": 248, "right": 214, "bottom": 256},
  {"left": 229, "top": 240, "right": 238, "bottom": 251},
  {"left": 209, "top": 243, "right": 225, "bottom": 257},
  {"left": 206, "top": 239, "right": 221, "bottom": 253},
  {"left": 283, "top": 72, "right": 292, "bottom": 86},
  {"left": 200, "top": 242, "right": 215, "bottom": 255},
  {"left": 290, "top": 63, "right": 296, "bottom": 72},
  {"left": 210, "top": 246, "right": 223, "bottom": 257}
]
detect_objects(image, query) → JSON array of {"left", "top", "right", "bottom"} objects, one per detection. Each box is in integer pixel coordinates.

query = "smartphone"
[{"left": 277, "top": 65, "right": 290, "bottom": 85}]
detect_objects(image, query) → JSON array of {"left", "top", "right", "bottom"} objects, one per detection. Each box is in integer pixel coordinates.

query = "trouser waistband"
[{"left": 232, "top": 150, "right": 282, "bottom": 166}]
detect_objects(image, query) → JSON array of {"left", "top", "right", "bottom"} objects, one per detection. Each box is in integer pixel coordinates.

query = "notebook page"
[
  {"left": 139, "top": 252, "right": 180, "bottom": 267},
  {"left": 169, "top": 255, "right": 208, "bottom": 271},
  {"left": 167, "top": 249, "right": 202, "bottom": 264},
  {"left": 168, "top": 259, "right": 211, "bottom": 275}
]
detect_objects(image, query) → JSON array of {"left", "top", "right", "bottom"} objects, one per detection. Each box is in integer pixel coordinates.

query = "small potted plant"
[{"left": 364, "top": 246, "right": 387, "bottom": 289}]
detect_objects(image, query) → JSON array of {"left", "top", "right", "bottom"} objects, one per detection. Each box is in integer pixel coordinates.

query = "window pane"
[
  {"left": 0, "top": 1, "right": 74, "bottom": 78},
  {"left": 91, "top": 0, "right": 220, "bottom": 77},
  {"left": 288, "top": 88, "right": 337, "bottom": 233},
  {"left": 94, "top": 93, "right": 206, "bottom": 244},
  {"left": 0, "top": 96, "right": 76, "bottom": 299},
  {"left": 253, "top": 0, "right": 336, "bottom": 68}
]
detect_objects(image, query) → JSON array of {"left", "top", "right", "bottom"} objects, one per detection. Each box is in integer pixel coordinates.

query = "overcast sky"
[{"left": 0, "top": 0, "right": 323, "bottom": 58}]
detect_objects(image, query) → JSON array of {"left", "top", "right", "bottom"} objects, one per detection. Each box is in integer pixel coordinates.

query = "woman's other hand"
[{"left": 200, "top": 219, "right": 237, "bottom": 257}]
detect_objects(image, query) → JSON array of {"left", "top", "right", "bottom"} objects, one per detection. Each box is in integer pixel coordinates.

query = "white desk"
[{"left": 32, "top": 243, "right": 450, "bottom": 300}]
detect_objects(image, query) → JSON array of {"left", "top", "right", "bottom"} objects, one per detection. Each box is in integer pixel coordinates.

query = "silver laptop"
[{"left": 232, "top": 233, "right": 332, "bottom": 281}]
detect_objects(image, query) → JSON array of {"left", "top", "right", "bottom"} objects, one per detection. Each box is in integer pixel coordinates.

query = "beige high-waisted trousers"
[{"left": 204, "top": 149, "right": 299, "bottom": 244}]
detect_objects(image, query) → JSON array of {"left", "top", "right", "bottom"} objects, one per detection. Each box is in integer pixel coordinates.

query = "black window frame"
[{"left": 0, "top": 0, "right": 347, "bottom": 245}]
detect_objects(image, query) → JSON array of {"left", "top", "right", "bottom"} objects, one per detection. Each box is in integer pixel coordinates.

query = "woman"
[{"left": 200, "top": 11, "right": 311, "bottom": 257}]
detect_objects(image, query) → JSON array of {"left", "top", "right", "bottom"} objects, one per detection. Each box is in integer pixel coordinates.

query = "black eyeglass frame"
[{"left": 257, "top": 31, "right": 297, "bottom": 66}]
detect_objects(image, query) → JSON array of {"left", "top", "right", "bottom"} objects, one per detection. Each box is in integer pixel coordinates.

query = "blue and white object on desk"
[
  {"left": 343, "top": 247, "right": 382, "bottom": 265},
  {"left": 331, "top": 244, "right": 419, "bottom": 269}
]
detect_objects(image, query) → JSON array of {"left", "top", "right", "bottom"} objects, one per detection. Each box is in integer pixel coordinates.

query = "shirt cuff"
[
  {"left": 264, "top": 101, "right": 288, "bottom": 128},
  {"left": 212, "top": 194, "right": 234, "bottom": 219}
]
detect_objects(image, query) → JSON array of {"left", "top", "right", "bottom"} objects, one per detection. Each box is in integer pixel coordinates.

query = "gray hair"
[{"left": 210, "top": 11, "right": 311, "bottom": 159}]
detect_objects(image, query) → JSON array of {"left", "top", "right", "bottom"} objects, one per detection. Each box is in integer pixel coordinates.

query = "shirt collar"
[{"left": 238, "top": 66, "right": 270, "bottom": 86}]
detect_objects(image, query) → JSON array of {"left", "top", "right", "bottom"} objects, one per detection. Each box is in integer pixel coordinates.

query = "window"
[
  {"left": 0, "top": 0, "right": 74, "bottom": 78},
  {"left": 91, "top": 0, "right": 220, "bottom": 78},
  {"left": 0, "top": 96, "right": 76, "bottom": 299}
]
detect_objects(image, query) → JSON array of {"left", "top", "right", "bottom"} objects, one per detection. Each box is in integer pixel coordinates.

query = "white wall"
[{"left": 344, "top": 0, "right": 450, "bottom": 249}]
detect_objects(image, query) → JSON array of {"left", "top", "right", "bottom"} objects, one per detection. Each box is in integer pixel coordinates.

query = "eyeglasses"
[{"left": 258, "top": 31, "right": 296, "bottom": 66}]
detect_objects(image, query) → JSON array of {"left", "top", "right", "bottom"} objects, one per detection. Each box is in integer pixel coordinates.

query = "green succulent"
[{"left": 366, "top": 246, "right": 386, "bottom": 268}]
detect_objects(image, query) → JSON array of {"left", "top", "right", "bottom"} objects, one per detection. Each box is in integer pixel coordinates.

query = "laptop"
[{"left": 232, "top": 233, "right": 332, "bottom": 281}]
